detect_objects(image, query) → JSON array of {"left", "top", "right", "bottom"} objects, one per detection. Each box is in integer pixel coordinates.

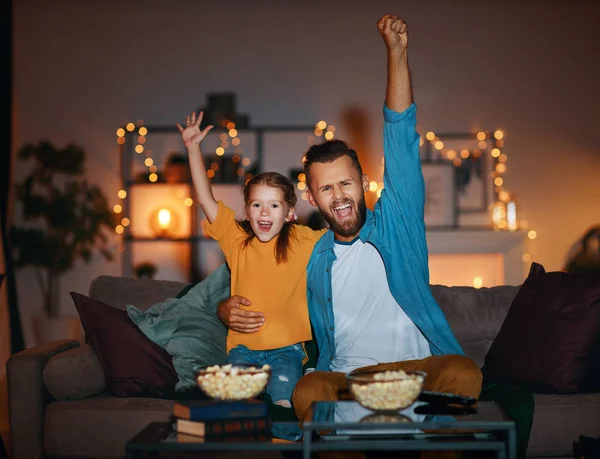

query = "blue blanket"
[{"left": 127, "top": 264, "right": 231, "bottom": 390}]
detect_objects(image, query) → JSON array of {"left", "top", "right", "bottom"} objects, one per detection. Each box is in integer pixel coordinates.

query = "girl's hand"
[{"left": 176, "top": 110, "right": 214, "bottom": 149}]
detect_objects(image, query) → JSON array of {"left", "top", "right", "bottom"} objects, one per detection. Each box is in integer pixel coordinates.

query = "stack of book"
[{"left": 172, "top": 399, "right": 272, "bottom": 443}]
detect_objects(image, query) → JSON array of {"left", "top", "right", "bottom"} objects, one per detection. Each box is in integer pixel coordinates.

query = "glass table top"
[{"left": 307, "top": 400, "right": 510, "bottom": 437}]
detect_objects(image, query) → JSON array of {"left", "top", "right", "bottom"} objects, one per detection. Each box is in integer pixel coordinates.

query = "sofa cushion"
[
  {"left": 483, "top": 262, "right": 600, "bottom": 393},
  {"left": 43, "top": 344, "right": 105, "bottom": 400},
  {"left": 127, "top": 264, "right": 230, "bottom": 391},
  {"left": 89, "top": 275, "right": 187, "bottom": 311},
  {"left": 527, "top": 393, "right": 600, "bottom": 457},
  {"left": 71, "top": 292, "right": 179, "bottom": 397},
  {"left": 430, "top": 284, "right": 519, "bottom": 367},
  {"left": 459, "top": 341, "right": 492, "bottom": 369},
  {"left": 44, "top": 395, "right": 173, "bottom": 458}
]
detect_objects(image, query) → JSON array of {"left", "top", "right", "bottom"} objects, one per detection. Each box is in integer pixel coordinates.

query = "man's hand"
[
  {"left": 378, "top": 14, "right": 413, "bottom": 111},
  {"left": 216, "top": 295, "right": 265, "bottom": 333},
  {"left": 377, "top": 14, "right": 408, "bottom": 54},
  {"left": 176, "top": 110, "right": 214, "bottom": 149}
]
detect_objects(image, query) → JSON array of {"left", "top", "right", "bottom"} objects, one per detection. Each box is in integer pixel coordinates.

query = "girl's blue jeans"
[{"left": 227, "top": 343, "right": 305, "bottom": 440}]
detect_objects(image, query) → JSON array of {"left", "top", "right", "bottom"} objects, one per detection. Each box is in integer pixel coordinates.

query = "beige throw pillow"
[{"left": 43, "top": 344, "right": 105, "bottom": 400}]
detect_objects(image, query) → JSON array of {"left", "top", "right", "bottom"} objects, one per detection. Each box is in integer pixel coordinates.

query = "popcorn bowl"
[
  {"left": 347, "top": 370, "right": 426, "bottom": 413},
  {"left": 195, "top": 364, "right": 271, "bottom": 401},
  {"left": 359, "top": 413, "right": 412, "bottom": 424}
]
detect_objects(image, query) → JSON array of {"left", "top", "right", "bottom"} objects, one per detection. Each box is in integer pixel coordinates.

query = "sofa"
[{"left": 7, "top": 274, "right": 600, "bottom": 459}]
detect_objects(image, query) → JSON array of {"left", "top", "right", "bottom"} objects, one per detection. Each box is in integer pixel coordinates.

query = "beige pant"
[{"left": 292, "top": 355, "right": 483, "bottom": 459}]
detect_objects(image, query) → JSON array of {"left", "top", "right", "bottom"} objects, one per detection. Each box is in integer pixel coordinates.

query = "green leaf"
[{"left": 12, "top": 140, "right": 116, "bottom": 286}]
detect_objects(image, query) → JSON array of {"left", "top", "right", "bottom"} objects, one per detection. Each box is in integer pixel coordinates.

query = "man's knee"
[
  {"left": 432, "top": 355, "right": 483, "bottom": 399},
  {"left": 293, "top": 372, "right": 332, "bottom": 405},
  {"left": 292, "top": 372, "right": 339, "bottom": 422},
  {"left": 447, "top": 355, "right": 482, "bottom": 397}
]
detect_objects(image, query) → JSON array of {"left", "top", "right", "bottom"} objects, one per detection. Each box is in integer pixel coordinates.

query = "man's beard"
[{"left": 321, "top": 194, "right": 367, "bottom": 238}]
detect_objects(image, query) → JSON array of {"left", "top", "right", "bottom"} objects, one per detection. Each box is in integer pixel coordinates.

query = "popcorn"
[
  {"left": 196, "top": 364, "right": 271, "bottom": 400},
  {"left": 348, "top": 370, "right": 424, "bottom": 412}
]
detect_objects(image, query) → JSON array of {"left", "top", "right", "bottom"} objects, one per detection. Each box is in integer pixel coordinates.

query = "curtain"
[
  {"left": 1, "top": 0, "right": 24, "bottom": 356},
  {"left": 2, "top": 1, "right": 22, "bottom": 453}
]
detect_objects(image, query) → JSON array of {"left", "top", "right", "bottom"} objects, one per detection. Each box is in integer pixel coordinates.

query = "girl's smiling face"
[{"left": 246, "top": 184, "right": 294, "bottom": 242}]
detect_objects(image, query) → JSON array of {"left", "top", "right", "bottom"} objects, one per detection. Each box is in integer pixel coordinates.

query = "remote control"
[{"left": 418, "top": 391, "right": 477, "bottom": 406}]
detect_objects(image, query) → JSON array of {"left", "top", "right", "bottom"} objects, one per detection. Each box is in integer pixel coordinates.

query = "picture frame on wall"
[
  {"left": 422, "top": 162, "right": 457, "bottom": 228},
  {"left": 441, "top": 138, "right": 495, "bottom": 227},
  {"left": 419, "top": 132, "right": 496, "bottom": 228}
]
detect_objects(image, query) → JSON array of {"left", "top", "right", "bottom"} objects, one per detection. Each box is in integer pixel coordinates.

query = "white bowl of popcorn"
[
  {"left": 347, "top": 370, "right": 426, "bottom": 413},
  {"left": 195, "top": 364, "right": 271, "bottom": 400}
]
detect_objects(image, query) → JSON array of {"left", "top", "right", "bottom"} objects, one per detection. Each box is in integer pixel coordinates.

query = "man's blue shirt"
[{"left": 307, "top": 103, "right": 463, "bottom": 372}]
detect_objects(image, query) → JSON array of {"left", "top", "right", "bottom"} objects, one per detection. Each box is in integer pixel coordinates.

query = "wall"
[{"left": 13, "top": 0, "right": 600, "bottom": 346}]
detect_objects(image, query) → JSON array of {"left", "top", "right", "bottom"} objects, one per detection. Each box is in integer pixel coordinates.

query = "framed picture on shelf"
[
  {"left": 422, "top": 162, "right": 457, "bottom": 228},
  {"left": 419, "top": 131, "right": 496, "bottom": 228},
  {"left": 435, "top": 138, "right": 493, "bottom": 214}
]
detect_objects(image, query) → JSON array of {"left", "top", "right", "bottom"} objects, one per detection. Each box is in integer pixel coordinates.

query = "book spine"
[
  {"left": 174, "top": 403, "right": 267, "bottom": 421},
  {"left": 176, "top": 417, "right": 270, "bottom": 437},
  {"left": 207, "top": 418, "right": 270, "bottom": 436}
]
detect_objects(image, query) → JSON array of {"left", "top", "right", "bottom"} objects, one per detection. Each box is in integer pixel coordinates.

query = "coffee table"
[
  {"left": 125, "top": 401, "right": 516, "bottom": 458},
  {"left": 125, "top": 421, "right": 302, "bottom": 458},
  {"left": 303, "top": 400, "right": 516, "bottom": 459}
]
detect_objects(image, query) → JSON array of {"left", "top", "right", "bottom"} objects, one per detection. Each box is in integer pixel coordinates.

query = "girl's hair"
[{"left": 237, "top": 172, "right": 298, "bottom": 264}]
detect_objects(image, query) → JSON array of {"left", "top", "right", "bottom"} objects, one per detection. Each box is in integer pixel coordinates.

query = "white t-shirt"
[{"left": 330, "top": 238, "right": 431, "bottom": 373}]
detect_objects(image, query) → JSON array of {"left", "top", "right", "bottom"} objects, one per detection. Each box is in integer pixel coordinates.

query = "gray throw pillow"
[
  {"left": 127, "top": 264, "right": 231, "bottom": 390},
  {"left": 43, "top": 344, "right": 105, "bottom": 400}
]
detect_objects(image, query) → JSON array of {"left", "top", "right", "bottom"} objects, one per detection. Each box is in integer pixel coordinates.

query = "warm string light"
[
  {"left": 114, "top": 117, "right": 256, "bottom": 243},
  {"left": 115, "top": 123, "right": 131, "bottom": 240},
  {"left": 297, "top": 173, "right": 309, "bottom": 201},
  {"left": 301, "top": 121, "right": 336, "bottom": 200},
  {"left": 212, "top": 120, "right": 254, "bottom": 186},
  {"left": 115, "top": 119, "right": 538, "bottom": 273},
  {"left": 133, "top": 124, "right": 155, "bottom": 182},
  {"left": 115, "top": 122, "right": 153, "bottom": 239},
  {"left": 379, "top": 127, "right": 538, "bottom": 267},
  {"left": 419, "top": 128, "right": 515, "bottom": 207},
  {"left": 313, "top": 121, "right": 336, "bottom": 142},
  {"left": 113, "top": 186, "right": 128, "bottom": 243}
]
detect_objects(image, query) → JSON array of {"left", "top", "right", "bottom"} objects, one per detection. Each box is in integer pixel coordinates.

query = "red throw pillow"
[
  {"left": 483, "top": 263, "right": 600, "bottom": 393},
  {"left": 70, "top": 292, "right": 178, "bottom": 397}
]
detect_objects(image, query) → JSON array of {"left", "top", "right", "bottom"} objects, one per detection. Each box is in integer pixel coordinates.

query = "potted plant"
[
  {"left": 11, "top": 141, "right": 115, "bottom": 344},
  {"left": 164, "top": 152, "right": 190, "bottom": 183},
  {"left": 134, "top": 261, "right": 157, "bottom": 279}
]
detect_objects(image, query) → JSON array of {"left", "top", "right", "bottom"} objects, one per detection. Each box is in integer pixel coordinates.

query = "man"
[{"left": 218, "top": 14, "right": 482, "bottom": 423}]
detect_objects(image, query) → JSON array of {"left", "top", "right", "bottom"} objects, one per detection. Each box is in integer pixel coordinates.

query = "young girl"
[{"left": 177, "top": 110, "right": 325, "bottom": 412}]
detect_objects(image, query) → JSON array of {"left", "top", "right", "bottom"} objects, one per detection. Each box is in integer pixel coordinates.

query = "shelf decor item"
[
  {"left": 506, "top": 196, "right": 519, "bottom": 231},
  {"left": 115, "top": 92, "right": 327, "bottom": 282},
  {"left": 565, "top": 225, "right": 600, "bottom": 274},
  {"left": 490, "top": 200, "right": 507, "bottom": 231},
  {"left": 164, "top": 153, "right": 191, "bottom": 183},
  {"left": 490, "top": 194, "right": 519, "bottom": 232},
  {"left": 134, "top": 262, "right": 158, "bottom": 279},
  {"left": 421, "top": 163, "right": 457, "bottom": 228}
]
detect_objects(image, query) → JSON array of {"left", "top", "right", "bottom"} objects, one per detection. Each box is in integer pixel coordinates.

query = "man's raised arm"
[
  {"left": 377, "top": 15, "right": 413, "bottom": 112},
  {"left": 376, "top": 14, "right": 425, "bottom": 223}
]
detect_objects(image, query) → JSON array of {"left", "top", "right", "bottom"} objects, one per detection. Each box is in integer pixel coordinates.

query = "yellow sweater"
[{"left": 204, "top": 201, "right": 326, "bottom": 352}]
